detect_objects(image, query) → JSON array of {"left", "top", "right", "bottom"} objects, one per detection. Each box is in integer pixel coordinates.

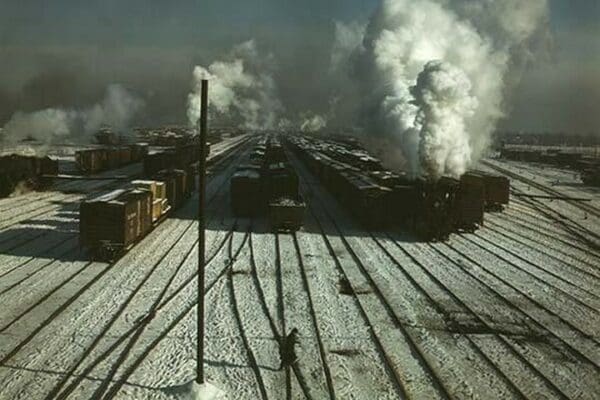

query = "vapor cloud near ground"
[{"left": 0, "top": 84, "right": 143, "bottom": 145}]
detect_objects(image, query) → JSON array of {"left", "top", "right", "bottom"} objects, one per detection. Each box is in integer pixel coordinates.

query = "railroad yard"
[{"left": 0, "top": 133, "right": 599, "bottom": 400}]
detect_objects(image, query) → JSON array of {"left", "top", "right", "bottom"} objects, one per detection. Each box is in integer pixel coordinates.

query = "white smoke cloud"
[
  {"left": 334, "top": 0, "right": 549, "bottom": 178},
  {"left": 1, "top": 84, "right": 143, "bottom": 145},
  {"left": 187, "top": 40, "right": 284, "bottom": 130},
  {"left": 412, "top": 61, "right": 478, "bottom": 179},
  {"left": 300, "top": 113, "right": 328, "bottom": 132}
]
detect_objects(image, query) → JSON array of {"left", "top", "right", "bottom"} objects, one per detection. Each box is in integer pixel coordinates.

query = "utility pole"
[{"left": 197, "top": 79, "right": 208, "bottom": 385}]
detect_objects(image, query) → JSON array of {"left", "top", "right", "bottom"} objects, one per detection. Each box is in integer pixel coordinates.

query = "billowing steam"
[
  {"left": 0, "top": 84, "right": 143, "bottom": 145},
  {"left": 300, "top": 113, "right": 328, "bottom": 132},
  {"left": 187, "top": 40, "right": 283, "bottom": 130},
  {"left": 335, "top": 0, "right": 550, "bottom": 179}
]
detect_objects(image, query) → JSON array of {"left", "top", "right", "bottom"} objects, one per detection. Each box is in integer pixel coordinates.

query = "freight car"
[
  {"left": 80, "top": 188, "right": 154, "bottom": 260},
  {"left": 455, "top": 174, "right": 485, "bottom": 231},
  {"left": 287, "top": 135, "right": 498, "bottom": 240},
  {"left": 75, "top": 144, "right": 148, "bottom": 174},
  {"left": 469, "top": 171, "right": 510, "bottom": 211},
  {"left": 231, "top": 167, "right": 264, "bottom": 217},
  {"left": 230, "top": 140, "right": 305, "bottom": 230},
  {"left": 269, "top": 196, "right": 306, "bottom": 231},
  {"left": 0, "top": 154, "right": 58, "bottom": 198},
  {"left": 142, "top": 143, "right": 208, "bottom": 176},
  {"left": 79, "top": 168, "right": 195, "bottom": 260}
]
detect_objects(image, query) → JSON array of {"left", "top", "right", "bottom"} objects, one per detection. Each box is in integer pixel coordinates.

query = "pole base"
[{"left": 162, "top": 380, "right": 225, "bottom": 400}]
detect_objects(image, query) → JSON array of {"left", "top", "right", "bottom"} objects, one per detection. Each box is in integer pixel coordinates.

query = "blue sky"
[{"left": 0, "top": 0, "right": 598, "bottom": 133}]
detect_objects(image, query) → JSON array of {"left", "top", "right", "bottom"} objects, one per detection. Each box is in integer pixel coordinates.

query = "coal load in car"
[
  {"left": 269, "top": 195, "right": 306, "bottom": 231},
  {"left": 231, "top": 168, "right": 263, "bottom": 217},
  {"left": 80, "top": 188, "right": 153, "bottom": 260}
]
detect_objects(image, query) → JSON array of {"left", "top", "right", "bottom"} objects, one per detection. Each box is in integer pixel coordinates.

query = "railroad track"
[
  {"left": 455, "top": 236, "right": 600, "bottom": 347},
  {"left": 40, "top": 145, "right": 254, "bottom": 398},
  {"left": 0, "top": 139, "right": 246, "bottom": 304},
  {"left": 227, "top": 231, "right": 270, "bottom": 400},
  {"left": 0, "top": 234, "right": 74, "bottom": 279},
  {"left": 502, "top": 207, "right": 600, "bottom": 258},
  {"left": 1, "top": 141, "right": 253, "bottom": 398},
  {"left": 0, "top": 134, "right": 253, "bottom": 274},
  {"left": 288, "top": 143, "right": 597, "bottom": 399},
  {"left": 482, "top": 160, "right": 600, "bottom": 218},
  {"left": 486, "top": 213, "right": 600, "bottom": 268},
  {"left": 291, "top": 232, "right": 336, "bottom": 400},
  {"left": 48, "top": 139, "right": 256, "bottom": 397},
  {"left": 440, "top": 239, "right": 600, "bottom": 364},
  {"left": 81, "top": 230, "right": 250, "bottom": 400},
  {"left": 510, "top": 194, "right": 600, "bottom": 252},
  {"left": 0, "top": 135, "right": 251, "bottom": 234},
  {"left": 371, "top": 234, "right": 541, "bottom": 400},
  {"left": 286, "top": 146, "right": 451, "bottom": 399},
  {"left": 473, "top": 229, "right": 600, "bottom": 308},
  {"left": 273, "top": 233, "right": 295, "bottom": 400},
  {"left": 428, "top": 242, "right": 600, "bottom": 399}
]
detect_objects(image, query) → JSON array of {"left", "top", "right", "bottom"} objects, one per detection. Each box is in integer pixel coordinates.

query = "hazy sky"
[{"left": 0, "top": 0, "right": 598, "bottom": 134}]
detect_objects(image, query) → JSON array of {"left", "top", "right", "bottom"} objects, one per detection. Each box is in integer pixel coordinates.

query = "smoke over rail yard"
[{"left": 0, "top": 1, "right": 599, "bottom": 399}]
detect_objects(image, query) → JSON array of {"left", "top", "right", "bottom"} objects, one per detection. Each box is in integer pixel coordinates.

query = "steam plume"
[
  {"left": 187, "top": 40, "right": 283, "bottom": 130},
  {"left": 300, "top": 113, "right": 328, "bottom": 132},
  {"left": 0, "top": 84, "right": 143, "bottom": 145},
  {"left": 335, "top": 0, "right": 550, "bottom": 178}
]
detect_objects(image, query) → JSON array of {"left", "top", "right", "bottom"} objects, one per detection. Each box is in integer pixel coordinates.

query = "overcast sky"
[{"left": 0, "top": 0, "right": 598, "bottom": 134}]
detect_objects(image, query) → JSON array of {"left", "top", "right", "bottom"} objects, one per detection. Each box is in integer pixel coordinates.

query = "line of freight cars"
[
  {"left": 75, "top": 144, "right": 149, "bottom": 174},
  {"left": 230, "top": 137, "right": 305, "bottom": 230},
  {"left": 0, "top": 154, "right": 59, "bottom": 198},
  {"left": 500, "top": 147, "right": 600, "bottom": 187},
  {"left": 80, "top": 144, "right": 201, "bottom": 260},
  {"left": 288, "top": 135, "right": 509, "bottom": 241}
]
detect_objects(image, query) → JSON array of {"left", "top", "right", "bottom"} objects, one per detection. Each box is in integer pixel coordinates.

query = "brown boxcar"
[
  {"left": 80, "top": 188, "right": 152, "bottom": 259},
  {"left": 75, "top": 149, "right": 107, "bottom": 174}
]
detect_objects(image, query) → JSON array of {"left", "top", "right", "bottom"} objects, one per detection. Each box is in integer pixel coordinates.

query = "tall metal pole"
[{"left": 197, "top": 79, "right": 208, "bottom": 385}]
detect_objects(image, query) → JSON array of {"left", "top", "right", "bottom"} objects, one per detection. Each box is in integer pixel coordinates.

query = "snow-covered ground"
[{"left": 0, "top": 145, "right": 598, "bottom": 399}]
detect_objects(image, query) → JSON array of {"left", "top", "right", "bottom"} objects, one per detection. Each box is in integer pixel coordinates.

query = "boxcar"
[{"left": 80, "top": 188, "right": 153, "bottom": 259}]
